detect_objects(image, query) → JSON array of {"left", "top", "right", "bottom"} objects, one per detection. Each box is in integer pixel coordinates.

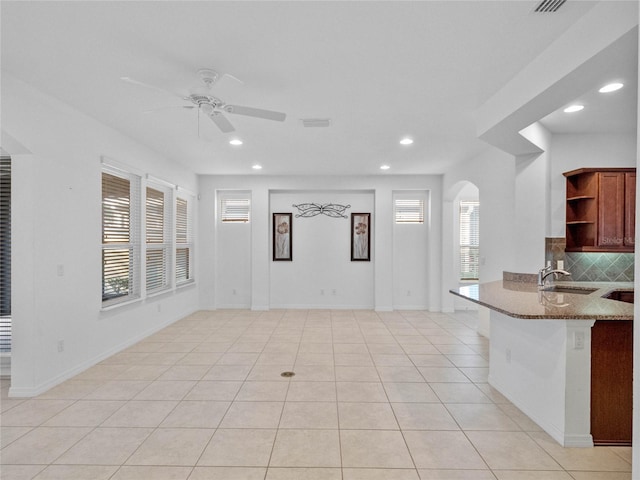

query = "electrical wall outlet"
[
  {"left": 574, "top": 331, "right": 585, "bottom": 350},
  {"left": 57, "top": 340, "right": 65, "bottom": 353}
]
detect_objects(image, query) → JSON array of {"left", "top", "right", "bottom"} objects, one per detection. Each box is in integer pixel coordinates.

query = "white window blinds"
[
  {"left": 394, "top": 199, "right": 424, "bottom": 224},
  {"left": 459, "top": 201, "right": 479, "bottom": 280},
  {"left": 220, "top": 196, "right": 250, "bottom": 223},
  {"left": 0, "top": 157, "right": 11, "bottom": 353},
  {"left": 176, "top": 195, "right": 194, "bottom": 285},
  {"left": 146, "top": 185, "right": 172, "bottom": 293},
  {"left": 102, "top": 169, "right": 141, "bottom": 305}
]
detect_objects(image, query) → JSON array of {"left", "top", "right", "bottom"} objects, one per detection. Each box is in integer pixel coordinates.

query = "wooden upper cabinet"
[
  {"left": 624, "top": 172, "right": 635, "bottom": 247},
  {"left": 564, "top": 168, "right": 636, "bottom": 253}
]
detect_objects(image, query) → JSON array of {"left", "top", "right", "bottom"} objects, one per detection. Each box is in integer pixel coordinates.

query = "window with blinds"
[
  {"left": 102, "top": 169, "right": 141, "bottom": 305},
  {"left": 394, "top": 199, "right": 424, "bottom": 224},
  {"left": 0, "top": 157, "right": 11, "bottom": 353},
  {"left": 146, "top": 185, "right": 172, "bottom": 293},
  {"left": 176, "top": 195, "right": 194, "bottom": 285},
  {"left": 220, "top": 196, "right": 250, "bottom": 223},
  {"left": 459, "top": 201, "right": 479, "bottom": 280}
]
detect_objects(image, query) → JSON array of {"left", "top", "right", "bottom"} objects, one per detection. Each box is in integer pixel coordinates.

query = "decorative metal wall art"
[{"left": 292, "top": 203, "right": 351, "bottom": 219}]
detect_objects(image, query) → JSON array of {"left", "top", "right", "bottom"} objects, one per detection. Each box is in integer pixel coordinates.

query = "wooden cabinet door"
[
  {"left": 624, "top": 172, "right": 635, "bottom": 247},
  {"left": 591, "top": 320, "right": 633, "bottom": 445},
  {"left": 598, "top": 172, "right": 625, "bottom": 248}
]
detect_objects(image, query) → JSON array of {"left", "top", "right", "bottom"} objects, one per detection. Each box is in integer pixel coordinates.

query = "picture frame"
[
  {"left": 351, "top": 212, "right": 371, "bottom": 261},
  {"left": 273, "top": 213, "right": 293, "bottom": 261}
]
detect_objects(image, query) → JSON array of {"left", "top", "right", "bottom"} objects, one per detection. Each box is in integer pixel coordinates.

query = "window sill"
[
  {"left": 101, "top": 296, "right": 142, "bottom": 312},
  {"left": 176, "top": 279, "right": 196, "bottom": 289}
]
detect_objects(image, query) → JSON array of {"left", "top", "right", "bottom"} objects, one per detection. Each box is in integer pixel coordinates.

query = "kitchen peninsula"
[{"left": 451, "top": 276, "right": 633, "bottom": 448}]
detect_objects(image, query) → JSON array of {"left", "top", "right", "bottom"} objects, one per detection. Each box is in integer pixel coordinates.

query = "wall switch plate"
[{"left": 574, "top": 331, "right": 585, "bottom": 350}]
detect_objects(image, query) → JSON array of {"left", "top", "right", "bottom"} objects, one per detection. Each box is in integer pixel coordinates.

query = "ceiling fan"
[{"left": 121, "top": 68, "right": 286, "bottom": 134}]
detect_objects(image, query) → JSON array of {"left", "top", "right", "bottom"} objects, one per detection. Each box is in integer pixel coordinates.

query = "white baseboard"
[{"left": 488, "top": 374, "right": 593, "bottom": 448}]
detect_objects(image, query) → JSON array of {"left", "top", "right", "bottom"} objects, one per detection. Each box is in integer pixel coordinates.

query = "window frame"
[
  {"left": 101, "top": 166, "right": 141, "bottom": 307},
  {"left": 459, "top": 200, "right": 480, "bottom": 281},
  {"left": 394, "top": 198, "right": 425, "bottom": 224},
  {"left": 145, "top": 181, "right": 173, "bottom": 295},
  {"left": 175, "top": 193, "right": 195, "bottom": 286},
  {"left": 219, "top": 193, "right": 251, "bottom": 223}
]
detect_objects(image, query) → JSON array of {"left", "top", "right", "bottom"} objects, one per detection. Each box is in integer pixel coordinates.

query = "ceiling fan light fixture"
[
  {"left": 400, "top": 137, "right": 413, "bottom": 145},
  {"left": 229, "top": 139, "right": 243, "bottom": 146},
  {"left": 599, "top": 82, "right": 623, "bottom": 93},
  {"left": 563, "top": 104, "right": 584, "bottom": 113},
  {"left": 200, "top": 103, "right": 214, "bottom": 115}
]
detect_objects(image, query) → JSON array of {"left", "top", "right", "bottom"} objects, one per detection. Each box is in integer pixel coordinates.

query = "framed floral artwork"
[
  {"left": 273, "top": 213, "right": 292, "bottom": 261},
  {"left": 351, "top": 213, "right": 370, "bottom": 261}
]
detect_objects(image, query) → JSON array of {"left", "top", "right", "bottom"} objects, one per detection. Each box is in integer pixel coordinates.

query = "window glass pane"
[
  {"left": 221, "top": 197, "right": 250, "bottom": 223},
  {"left": 395, "top": 199, "right": 424, "bottom": 224},
  {"left": 0, "top": 157, "right": 11, "bottom": 352},
  {"left": 146, "top": 187, "right": 164, "bottom": 244},
  {"left": 176, "top": 247, "right": 190, "bottom": 283},
  {"left": 146, "top": 247, "right": 167, "bottom": 291},
  {"left": 459, "top": 201, "right": 479, "bottom": 280},
  {"left": 102, "top": 248, "right": 132, "bottom": 300},
  {"left": 102, "top": 173, "right": 130, "bottom": 244},
  {"left": 176, "top": 195, "right": 193, "bottom": 284},
  {"left": 176, "top": 197, "right": 188, "bottom": 243}
]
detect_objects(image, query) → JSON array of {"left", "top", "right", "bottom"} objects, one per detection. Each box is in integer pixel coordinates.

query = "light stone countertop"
[{"left": 450, "top": 280, "right": 634, "bottom": 320}]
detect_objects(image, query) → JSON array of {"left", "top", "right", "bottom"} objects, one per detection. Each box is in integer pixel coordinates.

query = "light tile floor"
[{"left": 0, "top": 309, "right": 632, "bottom": 479}]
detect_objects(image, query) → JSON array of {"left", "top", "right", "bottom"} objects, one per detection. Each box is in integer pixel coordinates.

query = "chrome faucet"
[{"left": 538, "top": 265, "right": 571, "bottom": 287}]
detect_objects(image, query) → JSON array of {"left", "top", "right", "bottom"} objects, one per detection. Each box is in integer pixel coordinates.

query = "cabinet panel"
[
  {"left": 591, "top": 320, "right": 633, "bottom": 445},
  {"left": 597, "top": 172, "right": 625, "bottom": 248},
  {"left": 624, "top": 172, "right": 635, "bottom": 247}
]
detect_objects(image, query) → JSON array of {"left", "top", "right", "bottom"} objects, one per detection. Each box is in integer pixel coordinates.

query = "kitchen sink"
[{"left": 541, "top": 285, "right": 598, "bottom": 295}]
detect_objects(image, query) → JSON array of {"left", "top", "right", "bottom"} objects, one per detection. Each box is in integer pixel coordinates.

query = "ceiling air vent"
[
  {"left": 533, "top": 0, "right": 566, "bottom": 13},
  {"left": 300, "top": 118, "right": 332, "bottom": 128}
]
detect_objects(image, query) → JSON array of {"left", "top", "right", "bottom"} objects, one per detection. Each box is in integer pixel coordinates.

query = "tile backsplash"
[
  {"left": 564, "top": 252, "right": 635, "bottom": 282},
  {"left": 545, "top": 237, "right": 634, "bottom": 282}
]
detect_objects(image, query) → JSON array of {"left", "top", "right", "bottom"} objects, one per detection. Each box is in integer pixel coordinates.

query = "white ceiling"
[{"left": 2, "top": 1, "right": 635, "bottom": 175}]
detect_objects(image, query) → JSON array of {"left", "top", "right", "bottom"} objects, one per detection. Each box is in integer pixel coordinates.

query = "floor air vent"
[{"left": 533, "top": 0, "right": 566, "bottom": 13}]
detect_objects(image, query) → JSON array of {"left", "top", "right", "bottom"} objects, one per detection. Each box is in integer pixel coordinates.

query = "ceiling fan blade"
[
  {"left": 223, "top": 104, "right": 286, "bottom": 122},
  {"left": 207, "top": 111, "right": 235, "bottom": 133},
  {"left": 120, "top": 76, "right": 185, "bottom": 100}
]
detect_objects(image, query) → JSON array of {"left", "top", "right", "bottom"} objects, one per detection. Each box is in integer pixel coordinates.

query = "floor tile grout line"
[{"left": 263, "top": 308, "right": 306, "bottom": 476}]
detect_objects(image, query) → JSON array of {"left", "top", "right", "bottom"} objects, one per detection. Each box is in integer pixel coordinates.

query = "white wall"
[
  {"left": 441, "top": 147, "right": 516, "bottom": 312},
  {"left": 393, "top": 191, "right": 429, "bottom": 310},
  {"left": 271, "top": 191, "right": 374, "bottom": 309},
  {"left": 4, "top": 74, "right": 199, "bottom": 397},
  {"left": 215, "top": 191, "right": 252, "bottom": 309},
  {"left": 514, "top": 122, "right": 552, "bottom": 273},
  {"left": 198, "top": 175, "right": 442, "bottom": 312},
  {"left": 549, "top": 132, "right": 637, "bottom": 236}
]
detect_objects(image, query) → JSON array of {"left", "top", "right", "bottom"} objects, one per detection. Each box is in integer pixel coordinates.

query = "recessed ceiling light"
[
  {"left": 399, "top": 138, "right": 413, "bottom": 145},
  {"left": 563, "top": 105, "right": 584, "bottom": 113},
  {"left": 599, "top": 82, "right": 623, "bottom": 93},
  {"left": 252, "top": 164, "right": 262, "bottom": 170},
  {"left": 380, "top": 165, "right": 390, "bottom": 170},
  {"left": 229, "top": 139, "right": 243, "bottom": 146}
]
